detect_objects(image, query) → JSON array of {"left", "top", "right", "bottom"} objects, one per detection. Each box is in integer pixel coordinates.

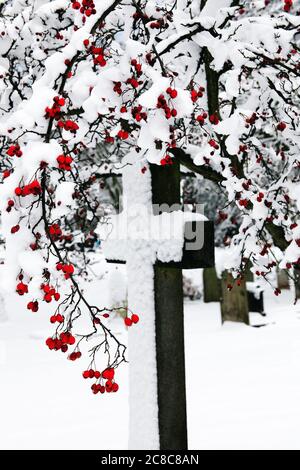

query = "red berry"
[
  {"left": 124, "top": 317, "right": 132, "bottom": 327},
  {"left": 44, "top": 293, "right": 52, "bottom": 303},
  {"left": 68, "top": 335, "right": 75, "bottom": 345},
  {"left": 277, "top": 122, "right": 286, "bottom": 131},
  {"left": 11, "top": 224, "right": 20, "bottom": 234},
  {"left": 105, "top": 380, "right": 113, "bottom": 392},
  {"left": 131, "top": 314, "right": 139, "bottom": 324},
  {"left": 102, "top": 368, "right": 114, "bottom": 380}
]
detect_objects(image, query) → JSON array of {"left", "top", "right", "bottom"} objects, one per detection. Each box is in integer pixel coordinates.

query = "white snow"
[
  {"left": 108, "top": 155, "right": 159, "bottom": 450},
  {"left": 1, "top": 279, "right": 300, "bottom": 450}
]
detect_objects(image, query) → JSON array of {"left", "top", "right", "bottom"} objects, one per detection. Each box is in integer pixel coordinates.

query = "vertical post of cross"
[{"left": 150, "top": 162, "right": 188, "bottom": 450}]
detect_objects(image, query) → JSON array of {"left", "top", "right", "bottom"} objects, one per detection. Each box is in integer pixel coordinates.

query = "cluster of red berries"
[
  {"left": 160, "top": 155, "right": 173, "bottom": 166},
  {"left": 49, "top": 223, "right": 62, "bottom": 241},
  {"left": 68, "top": 350, "right": 82, "bottom": 361},
  {"left": 46, "top": 332, "right": 75, "bottom": 352},
  {"left": 71, "top": 0, "right": 96, "bottom": 16},
  {"left": 41, "top": 284, "right": 61, "bottom": 303},
  {"left": 131, "top": 59, "right": 142, "bottom": 75},
  {"left": 6, "top": 199, "right": 14, "bottom": 212},
  {"left": 83, "top": 42, "right": 107, "bottom": 67},
  {"left": 15, "top": 180, "right": 41, "bottom": 197},
  {"left": 6, "top": 144, "right": 22, "bottom": 157},
  {"left": 166, "top": 87, "right": 178, "bottom": 99},
  {"left": 16, "top": 282, "right": 28, "bottom": 296},
  {"left": 56, "top": 262, "right": 75, "bottom": 279},
  {"left": 93, "top": 52, "right": 106, "bottom": 67},
  {"left": 257, "top": 192, "right": 265, "bottom": 203},
  {"left": 82, "top": 368, "right": 119, "bottom": 394},
  {"left": 149, "top": 18, "right": 165, "bottom": 29},
  {"left": 57, "top": 154, "right": 73, "bottom": 171},
  {"left": 124, "top": 313, "right": 139, "bottom": 327},
  {"left": 190, "top": 86, "right": 205, "bottom": 103},
  {"left": 260, "top": 243, "right": 271, "bottom": 256},
  {"left": 27, "top": 300, "right": 39, "bottom": 312},
  {"left": 238, "top": 198, "right": 250, "bottom": 208},
  {"left": 113, "top": 81, "right": 122, "bottom": 96},
  {"left": 50, "top": 313, "right": 64, "bottom": 323},
  {"left": 283, "top": 0, "right": 293, "bottom": 12},
  {"left": 45, "top": 96, "right": 65, "bottom": 120},
  {"left": 132, "top": 105, "right": 147, "bottom": 122},
  {"left": 156, "top": 90, "right": 178, "bottom": 119},
  {"left": 126, "top": 77, "right": 140, "bottom": 89},
  {"left": 82, "top": 368, "right": 101, "bottom": 379},
  {"left": 196, "top": 112, "right": 208, "bottom": 125},
  {"left": 91, "top": 381, "right": 119, "bottom": 394},
  {"left": 57, "top": 120, "right": 79, "bottom": 133}
]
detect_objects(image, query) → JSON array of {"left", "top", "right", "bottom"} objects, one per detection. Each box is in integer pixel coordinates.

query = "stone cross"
[{"left": 103, "top": 157, "right": 214, "bottom": 450}]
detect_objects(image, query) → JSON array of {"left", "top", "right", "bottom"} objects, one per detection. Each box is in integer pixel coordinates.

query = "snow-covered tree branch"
[{"left": 0, "top": 0, "right": 300, "bottom": 393}]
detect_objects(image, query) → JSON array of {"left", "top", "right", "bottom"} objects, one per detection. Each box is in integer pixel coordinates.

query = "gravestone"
[
  {"left": 277, "top": 269, "right": 290, "bottom": 290},
  {"left": 220, "top": 272, "right": 249, "bottom": 325},
  {"left": 104, "top": 160, "right": 214, "bottom": 449}
]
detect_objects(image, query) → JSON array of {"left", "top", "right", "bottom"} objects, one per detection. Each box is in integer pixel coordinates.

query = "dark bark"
[
  {"left": 170, "top": 147, "right": 225, "bottom": 184},
  {"left": 203, "top": 267, "right": 221, "bottom": 302}
]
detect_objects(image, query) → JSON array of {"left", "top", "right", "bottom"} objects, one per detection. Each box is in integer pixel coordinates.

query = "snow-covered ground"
[{"left": 1, "top": 281, "right": 300, "bottom": 450}]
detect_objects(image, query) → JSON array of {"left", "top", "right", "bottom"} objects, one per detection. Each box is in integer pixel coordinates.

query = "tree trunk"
[
  {"left": 203, "top": 267, "right": 221, "bottom": 302},
  {"left": 220, "top": 272, "right": 249, "bottom": 325}
]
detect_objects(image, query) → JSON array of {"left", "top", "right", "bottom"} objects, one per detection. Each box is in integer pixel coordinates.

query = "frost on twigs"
[{"left": 0, "top": 0, "right": 300, "bottom": 392}]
